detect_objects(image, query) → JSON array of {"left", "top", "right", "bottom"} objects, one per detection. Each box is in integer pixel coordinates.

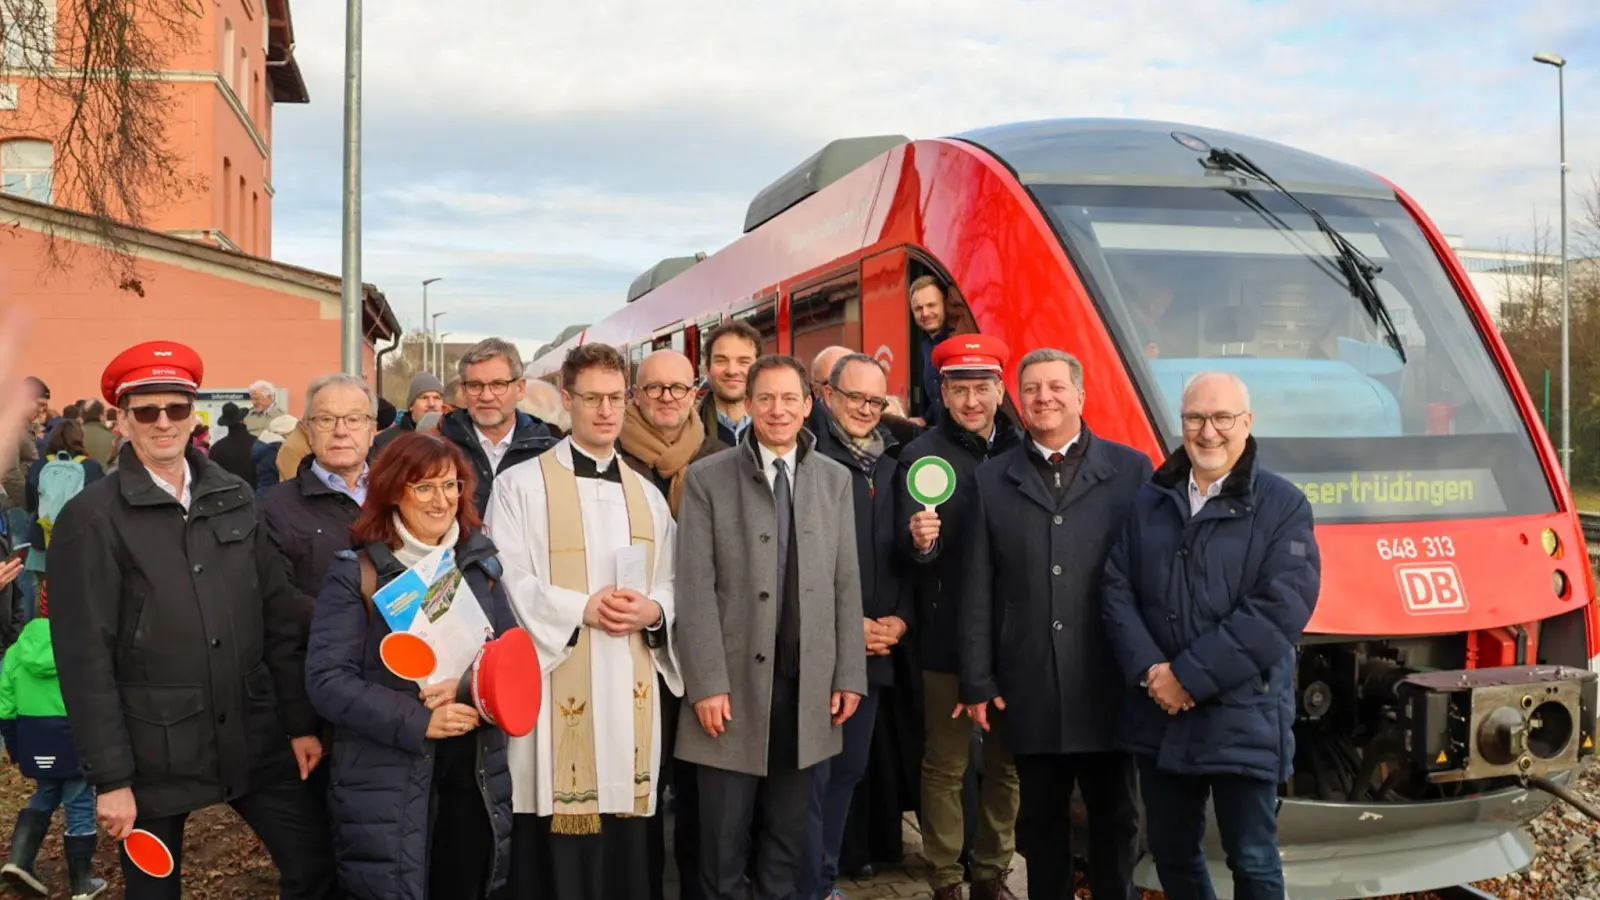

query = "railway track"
[{"left": 1581, "top": 511, "right": 1600, "bottom": 559}]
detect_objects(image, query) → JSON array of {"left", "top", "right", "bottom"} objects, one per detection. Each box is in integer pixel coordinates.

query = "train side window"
[
  {"left": 628, "top": 343, "right": 646, "bottom": 381},
  {"left": 791, "top": 272, "right": 862, "bottom": 368},
  {"left": 733, "top": 297, "right": 779, "bottom": 356}
]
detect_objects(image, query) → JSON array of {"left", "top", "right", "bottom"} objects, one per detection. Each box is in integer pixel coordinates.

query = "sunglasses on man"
[{"left": 126, "top": 402, "right": 194, "bottom": 425}]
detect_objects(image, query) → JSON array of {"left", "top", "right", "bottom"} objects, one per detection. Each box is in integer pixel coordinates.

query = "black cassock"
[{"left": 509, "top": 813, "right": 654, "bottom": 900}]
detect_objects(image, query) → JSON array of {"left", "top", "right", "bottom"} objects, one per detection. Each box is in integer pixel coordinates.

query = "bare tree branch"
[{"left": 1, "top": 0, "right": 202, "bottom": 286}]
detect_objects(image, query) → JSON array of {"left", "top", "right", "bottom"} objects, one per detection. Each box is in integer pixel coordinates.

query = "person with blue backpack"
[
  {"left": 24, "top": 420, "right": 102, "bottom": 615},
  {"left": 0, "top": 616, "right": 109, "bottom": 898}
]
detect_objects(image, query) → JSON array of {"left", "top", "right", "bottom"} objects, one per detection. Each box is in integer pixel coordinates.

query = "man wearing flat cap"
[{"left": 48, "top": 342, "right": 338, "bottom": 899}]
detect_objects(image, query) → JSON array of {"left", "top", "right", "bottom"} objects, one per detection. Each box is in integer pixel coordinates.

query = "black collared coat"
[
  {"left": 47, "top": 444, "right": 316, "bottom": 817},
  {"left": 958, "top": 427, "right": 1152, "bottom": 756}
]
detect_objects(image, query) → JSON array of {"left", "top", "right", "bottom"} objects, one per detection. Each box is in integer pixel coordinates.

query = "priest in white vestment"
[{"left": 484, "top": 344, "right": 680, "bottom": 900}]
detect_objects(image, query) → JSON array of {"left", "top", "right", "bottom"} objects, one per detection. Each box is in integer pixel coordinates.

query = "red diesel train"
[{"left": 526, "top": 119, "right": 1598, "bottom": 898}]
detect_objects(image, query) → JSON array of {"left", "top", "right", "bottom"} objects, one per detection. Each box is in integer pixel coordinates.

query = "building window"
[
  {"left": 251, "top": 191, "right": 258, "bottom": 254},
  {"left": 237, "top": 47, "right": 247, "bottom": 100},
  {"left": 222, "top": 18, "right": 234, "bottom": 89},
  {"left": 0, "top": 139, "right": 53, "bottom": 203},
  {"left": 222, "top": 157, "right": 233, "bottom": 239},
  {"left": 1, "top": 0, "right": 55, "bottom": 68}
]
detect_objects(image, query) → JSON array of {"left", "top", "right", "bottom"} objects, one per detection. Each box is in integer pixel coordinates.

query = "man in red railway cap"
[
  {"left": 900, "top": 331, "right": 1026, "bottom": 900},
  {"left": 49, "top": 341, "right": 338, "bottom": 900}
]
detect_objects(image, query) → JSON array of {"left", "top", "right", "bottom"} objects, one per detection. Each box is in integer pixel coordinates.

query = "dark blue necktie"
[{"left": 773, "top": 458, "right": 792, "bottom": 594}]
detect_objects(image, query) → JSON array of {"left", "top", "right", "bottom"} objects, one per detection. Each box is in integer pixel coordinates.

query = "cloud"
[{"left": 267, "top": 0, "right": 1600, "bottom": 344}]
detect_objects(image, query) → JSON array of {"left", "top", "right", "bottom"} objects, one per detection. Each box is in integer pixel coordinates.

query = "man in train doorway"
[
  {"left": 487, "top": 342, "right": 681, "bottom": 900},
  {"left": 697, "top": 321, "right": 761, "bottom": 447},
  {"left": 959, "top": 348, "right": 1151, "bottom": 900},
  {"left": 1101, "top": 371, "right": 1320, "bottom": 900},
  {"left": 909, "top": 275, "right": 952, "bottom": 426}
]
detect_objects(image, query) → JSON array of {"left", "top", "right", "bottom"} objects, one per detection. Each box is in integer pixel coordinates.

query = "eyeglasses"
[
  {"left": 463, "top": 380, "right": 514, "bottom": 397},
  {"left": 571, "top": 392, "right": 626, "bottom": 410},
  {"left": 308, "top": 413, "right": 374, "bottom": 433},
  {"left": 832, "top": 388, "right": 889, "bottom": 413},
  {"left": 752, "top": 392, "right": 806, "bottom": 410},
  {"left": 946, "top": 382, "right": 998, "bottom": 402},
  {"left": 408, "top": 480, "right": 464, "bottom": 501},
  {"left": 127, "top": 402, "right": 194, "bottom": 425},
  {"left": 1181, "top": 411, "right": 1245, "bottom": 432},
  {"left": 639, "top": 383, "right": 692, "bottom": 401}
]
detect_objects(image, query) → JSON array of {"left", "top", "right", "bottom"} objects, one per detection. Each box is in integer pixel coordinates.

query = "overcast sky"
[{"left": 267, "top": 1, "right": 1600, "bottom": 348}]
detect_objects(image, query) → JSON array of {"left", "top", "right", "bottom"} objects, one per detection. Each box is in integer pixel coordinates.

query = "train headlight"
[
  {"left": 1542, "top": 528, "right": 1563, "bottom": 558},
  {"left": 1554, "top": 569, "right": 1572, "bottom": 599}
]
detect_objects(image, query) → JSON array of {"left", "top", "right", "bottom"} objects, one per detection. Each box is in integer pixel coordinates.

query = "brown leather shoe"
[
  {"left": 932, "top": 885, "right": 966, "bottom": 900},
  {"left": 970, "top": 871, "right": 1018, "bottom": 900}
]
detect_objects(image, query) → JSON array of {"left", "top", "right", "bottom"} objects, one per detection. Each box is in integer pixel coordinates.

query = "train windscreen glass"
[{"left": 1036, "top": 184, "right": 1557, "bottom": 524}]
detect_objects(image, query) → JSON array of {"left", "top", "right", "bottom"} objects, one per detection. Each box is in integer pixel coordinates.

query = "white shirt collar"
[
  {"left": 569, "top": 440, "right": 617, "bottom": 472},
  {"left": 756, "top": 441, "right": 798, "bottom": 488},
  {"left": 1031, "top": 429, "right": 1081, "bottom": 460},
  {"left": 147, "top": 462, "right": 193, "bottom": 511},
  {"left": 475, "top": 424, "right": 515, "bottom": 468},
  {"left": 1188, "top": 470, "right": 1228, "bottom": 514}
]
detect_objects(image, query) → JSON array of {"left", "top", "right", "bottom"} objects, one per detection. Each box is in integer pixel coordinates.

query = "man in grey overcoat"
[{"left": 675, "top": 353, "right": 869, "bottom": 900}]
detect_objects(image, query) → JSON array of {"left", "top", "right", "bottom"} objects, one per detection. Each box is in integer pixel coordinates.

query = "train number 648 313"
[{"left": 1375, "top": 536, "right": 1456, "bottom": 560}]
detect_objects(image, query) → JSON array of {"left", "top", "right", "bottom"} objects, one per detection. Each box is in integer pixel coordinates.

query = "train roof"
[
  {"left": 743, "top": 134, "right": 909, "bottom": 233},
  {"left": 956, "top": 118, "right": 1392, "bottom": 198}
]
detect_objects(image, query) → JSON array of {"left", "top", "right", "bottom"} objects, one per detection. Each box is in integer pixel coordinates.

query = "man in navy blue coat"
[
  {"left": 959, "top": 348, "right": 1152, "bottom": 900},
  {"left": 1101, "top": 371, "right": 1320, "bottom": 900}
]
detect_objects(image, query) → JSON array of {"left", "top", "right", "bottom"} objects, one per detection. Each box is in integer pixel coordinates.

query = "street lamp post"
[
  {"left": 432, "top": 312, "right": 449, "bottom": 375},
  {"left": 339, "top": 0, "right": 363, "bottom": 375},
  {"left": 437, "top": 332, "right": 453, "bottom": 377},
  {"left": 1534, "top": 51, "right": 1570, "bottom": 478},
  {"left": 422, "top": 277, "right": 442, "bottom": 376}
]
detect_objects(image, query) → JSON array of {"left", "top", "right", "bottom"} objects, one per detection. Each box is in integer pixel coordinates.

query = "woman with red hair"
[{"left": 305, "top": 432, "right": 517, "bottom": 900}]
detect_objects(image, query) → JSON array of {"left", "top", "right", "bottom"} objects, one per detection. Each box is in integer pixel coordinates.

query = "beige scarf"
[
  {"left": 619, "top": 404, "right": 705, "bottom": 516},
  {"left": 539, "top": 450, "right": 657, "bottom": 835}
]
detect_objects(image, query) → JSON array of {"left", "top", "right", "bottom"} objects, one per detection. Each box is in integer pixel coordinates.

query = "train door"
[
  {"left": 733, "top": 295, "right": 780, "bottom": 356},
  {"left": 860, "top": 249, "right": 911, "bottom": 405}
]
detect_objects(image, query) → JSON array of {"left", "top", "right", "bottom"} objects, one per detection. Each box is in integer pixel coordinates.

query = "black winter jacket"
[
  {"left": 813, "top": 416, "right": 912, "bottom": 686},
  {"left": 959, "top": 427, "right": 1152, "bottom": 756},
  {"left": 438, "top": 410, "right": 556, "bottom": 514},
  {"left": 210, "top": 427, "right": 260, "bottom": 489},
  {"left": 48, "top": 444, "right": 315, "bottom": 817},
  {"left": 306, "top": 532, "right": 516, "bottom": 900},
  {"left": 895, "top": 414, "right": 1022, "bottom": 674},
  {"left": 259, "top": 458, "right": 364, "bottom": 631}
]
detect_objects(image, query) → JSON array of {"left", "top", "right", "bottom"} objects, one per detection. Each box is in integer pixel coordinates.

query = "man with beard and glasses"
[
  {"left": 617, "top": 347, "right": 727, "bottom": 900},
  {"left": 1102, "top": 372, "right": 1318, "bottom": 900},
  {"left": 799, "top": 352, "right": 913, "bottom": 900},
  {"left": 49, "top": 342, "right": 336, "bottom": 900},
  {"left": 959, "top": 348, "right": 1151, "bottom": 900},
  {"left": 439, "top": 338, "right": 557, "bottom": 514},
  {"left": 696, "top": 322, "right": 759, "bottom": 447},
  {"left": 899, "top": 334, "right": 1024, "bottom": 900}
]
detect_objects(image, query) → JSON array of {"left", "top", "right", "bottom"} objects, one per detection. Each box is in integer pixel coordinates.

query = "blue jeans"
[
  {"left": 1137, "top": 758, "right": 1284, "bottom": 900},
  {"left": 28, "top": 777, "right": 96, "bottom": 837},
  {"left": 4, "top": 509, "right": 35, "bottom": 623},
  {"left": 798, "top": 689, "right": 881, "bottom": 898}
]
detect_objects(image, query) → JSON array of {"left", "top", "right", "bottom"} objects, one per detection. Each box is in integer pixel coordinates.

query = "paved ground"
[{"left": 663, "top": 811, "right": 1030, "bottom": 899}]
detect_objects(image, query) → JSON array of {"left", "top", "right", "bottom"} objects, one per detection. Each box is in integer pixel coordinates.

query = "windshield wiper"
[{"left": 1204, "top": 148, "right": 1407, "bottom": 363}]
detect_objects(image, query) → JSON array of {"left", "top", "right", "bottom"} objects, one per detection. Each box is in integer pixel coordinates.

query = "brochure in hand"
[{"left": 371, "top": 545, "right": 494, "bottom": 686}]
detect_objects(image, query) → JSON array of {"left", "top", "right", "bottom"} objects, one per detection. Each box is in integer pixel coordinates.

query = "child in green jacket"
[{"left": 0, "top": 617, "right": 106, "bottom": 898}]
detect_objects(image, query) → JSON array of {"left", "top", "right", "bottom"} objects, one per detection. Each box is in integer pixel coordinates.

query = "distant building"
[
  {"left": 0, "top": 0, "right": 398, "bottom": 404},
  {"left": 1445, "top": 235, "right": 1561, "bottom": 323}
]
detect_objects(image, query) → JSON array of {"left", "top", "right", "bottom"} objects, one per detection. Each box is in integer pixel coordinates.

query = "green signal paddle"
[{"left": 906, "top": 456, "right": 957, "bottom": 512}]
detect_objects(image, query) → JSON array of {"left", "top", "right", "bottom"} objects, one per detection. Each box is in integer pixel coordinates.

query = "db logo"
[{"left": 1395, "top": 563, "right": 1468, "bottom": 614}]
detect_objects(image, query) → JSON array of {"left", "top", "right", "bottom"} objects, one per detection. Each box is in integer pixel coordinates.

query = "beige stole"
[{"left": 539, "top": 450, "right": 657, "bottom": 835}]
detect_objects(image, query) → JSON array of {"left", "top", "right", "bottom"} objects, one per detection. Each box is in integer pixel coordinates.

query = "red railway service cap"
[
  {"left": 101, "top": 341, "right": 204, "bottom": 406},
  {"left": 472, "top": 627, "right": 541, "bottom": 738},
  {"left": 932, "top": 333, "right": 1009, "bottom": 377}
]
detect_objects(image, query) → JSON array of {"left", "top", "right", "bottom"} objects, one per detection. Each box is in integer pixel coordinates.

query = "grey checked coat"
[{"left": 673, "top": 429, "right": 869, "bottom": 776}]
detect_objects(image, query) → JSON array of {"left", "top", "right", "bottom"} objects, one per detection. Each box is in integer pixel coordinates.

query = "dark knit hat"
[{"left": 407, "top": 372, "right": 446, "bottom": 408}]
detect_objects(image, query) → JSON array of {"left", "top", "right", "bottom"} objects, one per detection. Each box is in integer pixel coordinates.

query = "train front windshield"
[{"left": 1036, "top": 184, "right": 1556, "bottom": 524}]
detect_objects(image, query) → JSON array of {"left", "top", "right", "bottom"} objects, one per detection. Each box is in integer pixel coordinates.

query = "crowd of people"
[{"left": 0, "top": 280, "right": 1319, "bottom": 900}]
